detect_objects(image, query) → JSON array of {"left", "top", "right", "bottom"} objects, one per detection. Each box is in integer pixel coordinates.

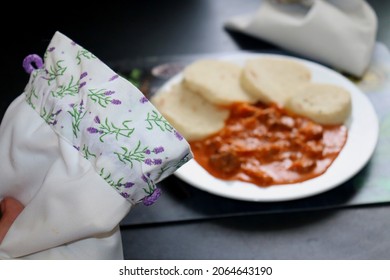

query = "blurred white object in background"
[{"left": 225, "top": 0, "right": 377, "bottom": 76}]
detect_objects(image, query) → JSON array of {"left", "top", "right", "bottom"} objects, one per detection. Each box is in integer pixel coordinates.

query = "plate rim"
[{"left": 157, "top": 52, "right": 380, "bottom": 202}]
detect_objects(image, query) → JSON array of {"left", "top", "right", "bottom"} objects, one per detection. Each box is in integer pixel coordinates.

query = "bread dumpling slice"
[
  {"left": 286, "top": 83, "right": 352, "bottom": 125},
  {"left": 183, "top": 59, "right": 257, "bottom": 106},
  {"left": 151, "top": 83, "right": 229, "bottom": 141},
  {"left": 241, "top": 57, "right": 311, "bottom": 107}
]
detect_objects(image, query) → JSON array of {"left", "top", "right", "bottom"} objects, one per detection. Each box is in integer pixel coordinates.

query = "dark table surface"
[{"left": 2, "top": 0, "right": 390, "bottom": 259}]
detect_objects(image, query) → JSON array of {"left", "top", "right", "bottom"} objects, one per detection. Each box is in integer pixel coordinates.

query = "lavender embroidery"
[
  {"left": 81, "top": 144, "right": 96, "bottom": 160},
  {"left": 51, "top": 75, "right": 80, "bottom": 98},
  {"left": 76, "top": 48, "right": 96, "bottom": 65},
  {"left": 111, "top": 99, "right": 122, "bottom": 105},
  {"left": 68, "top": 100, "right": 87, "bottom": 138},
  {"left": 153, "top": 146, "right": 164, "bottom": 154},
  {"left": 80, "top": 72, "right": 88, "bottom": 79},
  {"left": 105, "top": 90, "right": 115, "bottom": 95},
  {"left": 141, "top": 173, "right": 150, "bottom": 183},
  {"left": 158, "top": 152, "right": 191, "bottom": 177},
  {"left": 44, "top": 47, "right": 55, "bottom": 59},
  {"left": 87, "top": 127, "right": 98, "bottom": 133},
  {"left": 26, "top": 88, "right": 38, "bottom": 109},
  {"left": 145, "top": 110, "right": 173, "bottom": 132},
  {"left": 174, "top": 130, "right": 184, "bottom": 141},
  {"left": 142, "top": 178, "right": 161, "bottom": 206},
  {"left": 121, "top": 192, "right": 130, "bottom": 199},
  {"left": 88, "top": 118, "right": 135, "bottom": 142},
  {"left": 109, "top": 74, "right": 119, "bottom": 81},
  {"left": 115, "top": 140, "right": 149, "bottom": 168},
  {"left": 140, "top": 96, "right": 148, "bottom": 104},
  {"left": 88, "top": 89, "right": 121, "bottom": 108},
  {"left": 99, "top": 168, "right": 125, "bottom": 190},
  {"left": 40, "top": 107, "right": 62, "bottom": 126},
  {"left": 124, "top": 182, "right": 134, "bottom": 188},
  {"left": 46, "top": 60, "right": 67, "bottom": 86},
  {"left": 94, "top": 116, "right": 100, "bottom": 124},
  {"left": 22, "top": 33, "right": 193, "bottom": 208},
  {"left": 79, "top": 81, "right": 87, "bottom": 89}
]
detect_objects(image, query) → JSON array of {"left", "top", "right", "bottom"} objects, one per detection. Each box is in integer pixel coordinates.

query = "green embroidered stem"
[
  {"left": 51, "top": 75, "right": 79, "bottom": 98},
  {"left": 145, "top": 110, "right": 173, "bottom": 132},
  {"left": 47, "top": 60, "right": 67, "bottom": 86},
  {"left": 98, "top": 118, "right": 135, "bottom": 142},
  {"left": 82, "top": 145, "right": 96, "bottom": 160},
  {"left": 68, "top": 102, "right": 87, "bottom": 138},
  {"left": 114, "top": 141, "right": 148, "bottom": 168},
  {"left": 99, "top": 168, "right": 124, "bottom": 190},
  {"left": 41, "top": 107, "right": 55, "bottom": 124},
  {"left": 26, "top": 88, "right": 38, "bottom": 109},
  {"left": 142, "top": 179, "right": 155, "bottom": 195},
  {"left": 76, "top": 48, "right": 96, "bottom": 65},
  {"left": 158, "top": 152, "right": 192, "bottom": 177},
  {"left": 88, "top": 89, "right": 111, "bottom": 108}
]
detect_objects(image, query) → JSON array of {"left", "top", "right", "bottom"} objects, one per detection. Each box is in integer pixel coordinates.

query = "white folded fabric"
[
  {"left": 0, "top": 32, "right": 192, "bottom": 259},
  {"left": 225, "top": 0, "right": 377, "bottom": 76}
]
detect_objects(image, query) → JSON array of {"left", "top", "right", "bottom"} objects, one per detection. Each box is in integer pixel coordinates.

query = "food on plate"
[
  {"left": 151, "top": 83, "right": 229, "bottom": 141},
  {"left": 182, "top": 59, "right": 257, "bottom": 105},
  {"left": 190, "top": 102, "right": 348, "bottom": 186},
  {"left": 241, "top": 57, "right": 311, "bottom": 106},
  {"left": 286, "top": 83, "right": 352, "bottom": 125},
  {"left": 154, "top": 56, "right": 352, "bottom": 187}
]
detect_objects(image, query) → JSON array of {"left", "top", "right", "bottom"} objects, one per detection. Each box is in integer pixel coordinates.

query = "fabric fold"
[{"left": 0, "top": 31, "right": 192, "bottom": 259}]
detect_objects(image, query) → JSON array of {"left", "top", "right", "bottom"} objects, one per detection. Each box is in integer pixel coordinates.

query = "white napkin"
[
  {"left": 0, "top": 32, "right": 192, "bottom": 259},
  {"left": 225, "top": 0, "right": 377, "bottom": 76}
]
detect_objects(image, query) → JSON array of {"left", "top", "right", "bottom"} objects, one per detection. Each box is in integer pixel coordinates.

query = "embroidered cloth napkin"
[
  {"left": 225, "top": 0, "right": 377, "bottom": 76},
  {"left": 0, "top": 32, "right": 192, "bottom": 259}
]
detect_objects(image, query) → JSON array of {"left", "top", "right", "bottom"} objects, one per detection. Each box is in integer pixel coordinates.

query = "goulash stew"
[{"left": 190, "top": 102, "right": 347, "bottom": 187}]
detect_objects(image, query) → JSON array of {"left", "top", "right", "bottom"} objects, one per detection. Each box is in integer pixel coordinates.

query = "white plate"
[{"left": 158, "top": 53, "right": 379, "bottom": 202}]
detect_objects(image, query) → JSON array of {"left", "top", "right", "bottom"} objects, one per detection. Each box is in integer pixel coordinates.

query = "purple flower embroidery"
[
  {"left": 140, "top": 96, "right": 148, "bottom": 104},
  {"left": 153, "top": 146, "right": 164, "bottom": 154},
  {"left": 153, "top": 159, "right": 162, "bottom": 165},
  {"left": 80, "top": 72, "right": 88, "bottom": 79},
  {"left": 121, "top": 192, "right": 130, "bottom": 199},
  {"left": 54, "top": 109, "right": 62, "bottom": 116},
  {"left": 141, "top": 174, "right": 150, "bottom": 183},
  {"left": 124, "top": 182, "right": 134, "bottom": 188},
  {"left": 87, "top": 127, "right": 99, "bottom": 134},
  {"left": 144, "top": 149, "right": 151, "bottom": 155},
  {"left": 109, "top": 74, "right": 119, "bottom": 81},
  {"left": 143, "top": 188, "right": 162, "bottom": 206},
  {"left": 94, "top": 116, "right": 101, "bottom": 124},
  {"left": 174, "top": 130, "right": 184, "bottom": 141},
  {"left": 144, "top": 158, "right": 153, "bottom": 166},
  {"left": 111, "top": 99, "right": 122, "bottom": 105},
  {"left": 104, "top": 90, "right": 115, "bottom": 96},
  {"left": 79, "top": 81, "right": 86, "bottom": 89}
]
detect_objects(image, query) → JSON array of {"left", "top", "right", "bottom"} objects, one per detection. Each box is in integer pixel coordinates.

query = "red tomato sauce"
[{"left": 190, "top": 102, "right": 348, "bottom": 187}]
